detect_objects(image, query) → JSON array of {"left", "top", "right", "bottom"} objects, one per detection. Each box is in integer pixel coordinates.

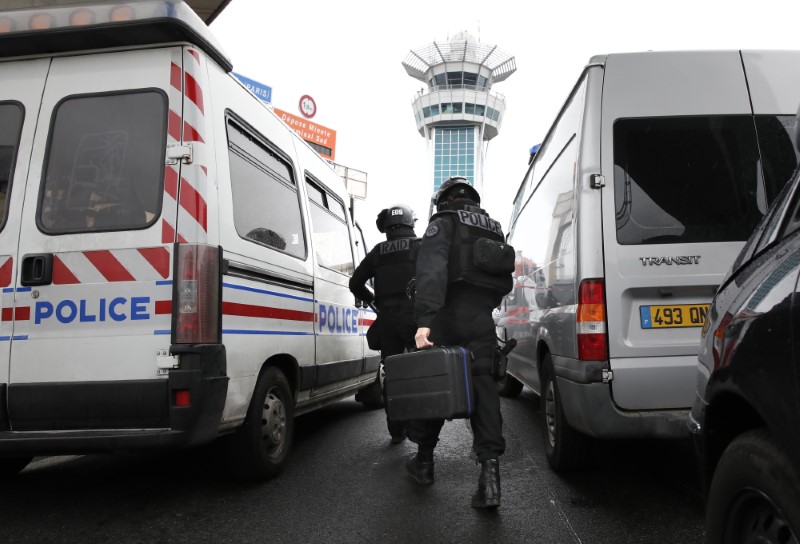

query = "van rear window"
[
  {"left": 0, "top": 103, "right": 23, "bottom": 232},
  {"left": 613, "top": 115, "right": 796, "bottom": 245},
  {"left": 39, "top": 91, "right": 166, "bottom": 234}
]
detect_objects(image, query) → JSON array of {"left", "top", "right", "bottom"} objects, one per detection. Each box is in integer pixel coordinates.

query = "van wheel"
[
  {"left": 541, "top": 354, "right": 592, "bottom": 471},
  {"left": 0, "top": 456, "right": 31, "bottom": 478},
  {"left": 227, "top": 366, "right": 294, "bottom": 481},
  {"left": 497, "top": 374, "right": 523, "bottom": 398},
  {"left": 706, "top": 428, "right": 800, "bottom": 544},
  {"left": 356, "top": 365, "right": 384, "bottom": 410}
]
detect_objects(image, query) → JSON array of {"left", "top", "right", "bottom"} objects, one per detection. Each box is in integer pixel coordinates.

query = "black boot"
[
  {"left": 405, "top": 450, "right": 434, "bottom": 485},
  {"left": 471, "top": 459, "right": 501, "bottom": 509}
]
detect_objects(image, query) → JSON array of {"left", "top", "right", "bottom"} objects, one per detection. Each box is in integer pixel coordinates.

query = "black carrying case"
[{"left": 384, "top": 346, "right": 474, "bottom": 421}]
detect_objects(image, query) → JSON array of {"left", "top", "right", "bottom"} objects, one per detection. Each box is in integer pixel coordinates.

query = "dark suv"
[{"left": 689, "top": 123, "right": 800, "bottom": 543}]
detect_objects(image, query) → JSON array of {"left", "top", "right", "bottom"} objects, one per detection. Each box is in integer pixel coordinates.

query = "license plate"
[{"left": 639, "top": 304, "right": 710, "bottom": 329}]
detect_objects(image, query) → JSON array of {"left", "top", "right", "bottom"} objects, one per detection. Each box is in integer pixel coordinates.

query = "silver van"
[{"left": 497, "top": 50, "right": 800, "bottom": 471}]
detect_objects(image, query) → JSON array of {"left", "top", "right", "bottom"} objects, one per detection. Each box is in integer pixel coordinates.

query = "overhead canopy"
[
  {"left": 184, "top": 0, "right": 231, "bottom": 23},
  {"left": 0, "top": 0, "right": 233, "bottom": 23}
]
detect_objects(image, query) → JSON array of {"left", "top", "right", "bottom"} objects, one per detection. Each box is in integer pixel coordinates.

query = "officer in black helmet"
[
  {"left": 406, "top": 176, "right": 514, "bottom": 509},
  {"left": 350, "top": 204, "right": 420, "bottom": 444}
]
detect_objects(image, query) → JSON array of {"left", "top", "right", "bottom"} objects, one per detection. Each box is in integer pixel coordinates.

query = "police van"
[
  {"left": 496, "top": 50, "right": 800, "bottom": 471},
  {"left": 0, "top": 0, "right": 381, "bottom": 479}
]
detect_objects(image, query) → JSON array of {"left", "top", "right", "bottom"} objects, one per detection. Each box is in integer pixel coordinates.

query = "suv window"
[
  {"left": 779, "top": 177, "right": 800, "bottom": 238},
  {"left": 306, "top": 179, "right": 354, "bottom": 275},
  {"left": 732, "top": 173, "right": 798, "bottom": 274},
  {"left": 614, "top": 116, "right": 769, "bottom": 245},
  {"left": 227, "top": 119, "right": 306, "bottom": 259},
  {"left": 0, "top": 102, "right": 23, "bottom": 231},
  {"left": 39, "top": 91, "right": 166, "bottom": 234},
  {"left": 755, "top": 115, "right": 799, "bottom": 202}
]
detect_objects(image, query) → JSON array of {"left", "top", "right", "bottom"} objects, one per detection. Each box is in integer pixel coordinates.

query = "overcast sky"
[{"left": 210, "top": 0, "right": 800, "bottom": 246}]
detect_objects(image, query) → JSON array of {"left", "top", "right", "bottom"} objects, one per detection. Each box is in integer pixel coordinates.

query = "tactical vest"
[
  {"left": 432, "top": 208, "right": 512, "bottom": 296},
  {"left": 370, "top": 237, "right": 419, "bottom": 302}
]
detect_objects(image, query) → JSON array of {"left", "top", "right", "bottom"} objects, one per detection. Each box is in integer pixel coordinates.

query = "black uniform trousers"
[
  {"left": 407, "top": 287, "right": 506, "bottom": 462},
  {"left": 378, "top": 298, "right": 417, "bottom": 437}
]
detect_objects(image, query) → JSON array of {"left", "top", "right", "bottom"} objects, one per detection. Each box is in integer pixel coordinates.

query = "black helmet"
[
  {"left": 434, "top": 176, "right": 480, "bottom": 209},
  {"left": 376, "top": 204, "right": 416, "bottom": 233}
]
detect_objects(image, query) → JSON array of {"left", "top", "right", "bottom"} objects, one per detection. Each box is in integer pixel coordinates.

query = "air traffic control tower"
[{"left": 403, "top": 32, "right": 516, "bottom": 195}]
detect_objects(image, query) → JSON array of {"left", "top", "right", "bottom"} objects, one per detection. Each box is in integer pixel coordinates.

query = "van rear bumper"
[
  {"left": 0, "top": 344, "right": 228, "bottom": 456},
  {"left": 555, "top": 373, "right": 690, "bottom": 440}
]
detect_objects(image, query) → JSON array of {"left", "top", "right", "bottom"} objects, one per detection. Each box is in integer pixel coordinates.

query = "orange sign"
[{"left": 274, "top": 108, "right": 336, "bottom": 160}]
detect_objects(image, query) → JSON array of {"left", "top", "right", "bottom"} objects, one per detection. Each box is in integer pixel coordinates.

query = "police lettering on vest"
[{"left": 457, "top": 210, "right": 503, "bottom": 237}]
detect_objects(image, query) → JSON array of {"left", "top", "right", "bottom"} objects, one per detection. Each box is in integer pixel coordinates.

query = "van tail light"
[
  {"left": 577, "top": 279, "right": 608, "bottom": 361},
  {"left": 174, "top": 244, "right": 221, "bottom": 344}
]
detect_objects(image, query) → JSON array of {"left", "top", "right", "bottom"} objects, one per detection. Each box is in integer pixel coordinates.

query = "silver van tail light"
[
  {"left": 174, "top": 243, "right": 221, "bottom": 344},
  {"left": 576, "top": 279, "right": 608, "bottom": 361}
]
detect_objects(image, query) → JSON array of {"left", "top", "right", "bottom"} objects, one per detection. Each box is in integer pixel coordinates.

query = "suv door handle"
[{"left": 21, "top": 253, "right": 54, "bottom": 286}]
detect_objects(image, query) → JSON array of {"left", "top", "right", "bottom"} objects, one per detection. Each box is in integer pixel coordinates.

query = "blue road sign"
[{"left": 233, "top": 72, "right": 272, "bottom": 103}]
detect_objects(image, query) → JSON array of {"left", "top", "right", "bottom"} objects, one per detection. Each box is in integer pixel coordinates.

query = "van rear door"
[
  {"left": 0, "top": 59, "right": 50, "bottom": 427},
  {"left": 7, "top": 48, "right": 182, "bottom": 431},
  {"left": 600, "top": 51, "right": 763, "bottom": 411}
]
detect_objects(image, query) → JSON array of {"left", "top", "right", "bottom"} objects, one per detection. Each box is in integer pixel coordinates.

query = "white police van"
[
  {"left": 0, "top": 0, "right": 380, "bottom": 479},
  {"left": 497, "top": 50, "right": 800, "bottom": 471}
]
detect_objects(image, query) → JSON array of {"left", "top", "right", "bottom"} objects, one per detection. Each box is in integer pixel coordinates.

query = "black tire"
[
  {"left": 356, "top": 365, "right": 384, "bottom": 410},
  {"left": 497, "top": 373, "right": 523, "bottom": 398},
  {"left": 0, "top": 456, "right": 32, "bottom": 478},
  {"left": 706, "top": 428, "right": 800, "bottom": 544},
  {"left": 540, "top": 354, "right": 592, "bottom": 471},
  {"left": 227, "top": 366, "right": 294, "bottom": 481}
]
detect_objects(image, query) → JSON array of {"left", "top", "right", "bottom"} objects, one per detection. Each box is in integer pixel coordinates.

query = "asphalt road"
[{"left": 0, "top": 389, "right": 705, "bottom": 544}]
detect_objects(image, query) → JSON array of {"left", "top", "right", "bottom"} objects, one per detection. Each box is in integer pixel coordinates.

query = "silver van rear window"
[{"left": 613, "top": 115, "right": 797, "bottom": 245}]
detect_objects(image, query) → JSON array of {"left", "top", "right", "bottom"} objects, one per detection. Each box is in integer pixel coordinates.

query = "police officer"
[
  {"left": 349, "top": 204, "right": 420, "bottom": 444},
  {"left": 406, "top": 177, "right": 513, "bottom": 509}
]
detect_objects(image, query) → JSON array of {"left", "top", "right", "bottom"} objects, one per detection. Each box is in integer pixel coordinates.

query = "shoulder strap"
[{"left": 429, "top": 210, "right": 458, "bottom": 222}]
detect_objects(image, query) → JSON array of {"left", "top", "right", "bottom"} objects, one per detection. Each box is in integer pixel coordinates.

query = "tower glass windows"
[
  {"left": 433, "top": 126, "right": 476, "bottom": 191},
  {"left": 429, "top": 72, "right": 488, "bottom": 91}
]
